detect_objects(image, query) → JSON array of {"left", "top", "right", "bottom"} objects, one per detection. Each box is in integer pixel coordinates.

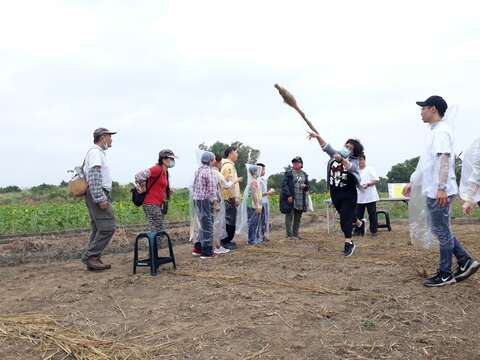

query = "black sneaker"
[
  {"left": 200, "top": 246, "right": 216, "bottom": 259},
  {"left": 423, "top": 271, "right": 456, "bottom": 287},
  {"left": 454, "top": 258, "right": 480, "bottom": 282},
  {"left": 352, "top": 220, "right": 366, "bottom": 237},
  {"left": 343, "top": 242, "right": 356, "bottom": 257},
  {"left": 221, "top": 241, "right": 237, "bottom": 250}
]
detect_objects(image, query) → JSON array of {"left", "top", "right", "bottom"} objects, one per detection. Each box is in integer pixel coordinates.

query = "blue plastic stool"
[{"left": 133, "top": 231, "right": 176, "bottom": 276}]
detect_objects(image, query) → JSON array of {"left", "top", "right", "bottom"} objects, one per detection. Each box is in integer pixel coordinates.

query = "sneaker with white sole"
[
  {"left": 343, "top": 242, "right": 356, "bottom": 257},
  {"left": 214, "top": 246, "right": 231, "bottom": 255},
  {"left": 423, "top": 271, "right": 456, "bottom": 287},
  {"left": 454, "top": 258, "right": 480, "bottom": 282},
  {"left": 192, "top": 242, "right": 202, "bottom": 257}
]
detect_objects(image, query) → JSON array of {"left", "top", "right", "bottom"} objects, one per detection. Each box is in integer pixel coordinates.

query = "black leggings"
[{"left": 331, "top": 189, "right": 357, "bottom": 239}]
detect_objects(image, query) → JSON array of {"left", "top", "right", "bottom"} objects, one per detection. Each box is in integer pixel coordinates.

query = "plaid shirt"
[
  {"left": 87, "top": 167, "right": 108, "bottom": 203},
  {"left": 193, "top": 165, "right": 218, "bottom": 201}
]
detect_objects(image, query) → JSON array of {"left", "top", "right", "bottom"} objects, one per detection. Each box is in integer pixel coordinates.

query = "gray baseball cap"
[
  {"left": 93, "top": 128, "right": 117, "bottom": 138},
  {"left": 201, "top": 151, "right": 215, "bottom": 164}
]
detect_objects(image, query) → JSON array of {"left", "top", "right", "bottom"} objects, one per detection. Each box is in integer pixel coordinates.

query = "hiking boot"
[
  {"left": 97, "top": 257, "right": 111, "bottom": 269},
  {"left": 85, "top": 256, "right": 108, "bottom": 271},
  {"left": 454, "top": 258, "right": 480, "bottom": 282},
  {"left": 343, "top": 242, "right": 356, "bottom": 257},
  {"left": 423, "top": 271, "right": 456, "bottom": 287}
]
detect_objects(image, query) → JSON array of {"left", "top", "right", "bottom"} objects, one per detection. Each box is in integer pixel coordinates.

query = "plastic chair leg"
[
  {"left": 148, "top": 235, "right": 158, "bottom": 276},
  {"left": 133, "top": 238, "right": 139, "bottom": 274}
]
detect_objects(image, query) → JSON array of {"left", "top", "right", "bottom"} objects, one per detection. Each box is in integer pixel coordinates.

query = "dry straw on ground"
[
  {"left": 171, "top": 270, "right": 341, "bottom": 295},
  {"left": 0, "top": 314, "right": 152, "bottom": 360}
]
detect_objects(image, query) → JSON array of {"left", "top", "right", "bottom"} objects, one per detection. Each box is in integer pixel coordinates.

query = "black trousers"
[
  {"left": 356, "top": 202, "right": 378, "bottom": 234},
  {"left": 331, "top": 188, "right": 357, "bottom": 239}
]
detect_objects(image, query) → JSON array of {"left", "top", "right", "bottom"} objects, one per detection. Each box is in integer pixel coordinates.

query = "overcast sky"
[{"left": 1, "top": 0, "right": 480, "bottom": 189}]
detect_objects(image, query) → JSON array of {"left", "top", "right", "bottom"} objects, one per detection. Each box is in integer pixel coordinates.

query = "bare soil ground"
[{"left": 1, "top": 219, "right": 480, "bottom": 360}]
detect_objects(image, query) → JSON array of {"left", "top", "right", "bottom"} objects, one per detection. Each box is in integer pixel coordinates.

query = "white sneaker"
[{"left": 214, "top": 246, "right": 231, "bottom": 255}]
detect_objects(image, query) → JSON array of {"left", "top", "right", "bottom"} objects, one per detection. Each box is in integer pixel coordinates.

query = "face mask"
[
  {"left": 292, "top": 163, "right": 302, "bottom": 171},
  {"left": 339, "top": 147, "right": 350, "bottom": 158},
  {"left": 100, "top": 143, "right": 109, "bottom": 150},
  {"left": 167, "top": 159, "right": 176, "bottom": 168}
]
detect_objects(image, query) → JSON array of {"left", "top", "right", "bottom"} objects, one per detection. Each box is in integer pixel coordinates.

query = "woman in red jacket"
[{"left": 135, "top": 149, "right": 176, "bottom": 232}]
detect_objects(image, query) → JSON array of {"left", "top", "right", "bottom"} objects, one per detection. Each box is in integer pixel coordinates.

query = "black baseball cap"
[
  {"left": 416, "top": 95, "right": 448, "bottom": 115},
  {"left": 93, "top": 127, "right": 117, "bottom": 138},
  {"left": 291, "top": 156, "right": 303, "bottom": 164},
  {"left": 159, "top": 149, "right": 178, "bottom": 159}
]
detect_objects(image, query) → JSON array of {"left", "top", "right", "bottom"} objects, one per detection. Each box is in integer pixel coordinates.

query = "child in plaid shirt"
[{"left": 191, "top": 151, "right": 219, "bottom": 258}]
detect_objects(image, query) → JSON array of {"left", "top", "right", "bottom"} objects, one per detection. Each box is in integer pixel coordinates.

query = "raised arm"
[{"left": 307, "top": 130, "right": 327, "bottom": 148}]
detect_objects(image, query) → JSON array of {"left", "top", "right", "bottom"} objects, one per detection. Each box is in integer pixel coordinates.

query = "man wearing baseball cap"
[
  {"left": 403, "top": 96, "right": 479, "bottom": 287},
  {"left": 81, "top": 128, "right": 117, "bottom": 271}
]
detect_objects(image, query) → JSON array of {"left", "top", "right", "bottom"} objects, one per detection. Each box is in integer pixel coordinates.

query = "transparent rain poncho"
[
  {"left": 408, "top": 106, "right": 458, "bottom": 249},
  {"left": 258, "top": 174, "right": 271, "bottom": 241},
  {"left": 189, "top": 151, "right": 226, "bottom": 245},
  {"left": 236, "top": 164, "right": 263, "bottom": 244},
  {"left": 460, "top": 137, "right": 480, "bottom": 203}
]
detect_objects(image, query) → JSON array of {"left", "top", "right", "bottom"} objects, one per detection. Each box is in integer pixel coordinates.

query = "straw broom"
[{"left": 274, "top": 84, "right": 319, "bottom": 134}]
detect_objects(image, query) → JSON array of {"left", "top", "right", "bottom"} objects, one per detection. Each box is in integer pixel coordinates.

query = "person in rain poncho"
[
  {"left": 460, "top": 138, "right": 480, "bottom": 216},
  {"left": 212, "top": 154, "right": 243, "bottom": 254},
  {"left": 307, "top": 130, "right": 364, "bottom": 257},
  {"left": 237, "top": 165, "right": 263, "bottom": 245},
  {"left": 280, "top": 157, "right": 310, "bottom": 241},
  {"left": 403, "top": 96, "right": 479, "bottom": 287},
  {"left": 220, "top": 146, "right": 241, "bottom": 250},
  {"left": 191, "top": 151, "right": 219, "bottom": 259},
  {"left": 256, "top": 163, "right": 275, "bottom": 242}
]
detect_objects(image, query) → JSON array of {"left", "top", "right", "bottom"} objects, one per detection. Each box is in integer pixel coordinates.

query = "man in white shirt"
[
  {"left": 355, "top": 155, "right": 380, "bottom": 236},
  {"left": 403, "top": 96, "right": 479, "bottom": 287},
  {"left": 82, "top": 127, "right": 117, "bottom": 271}
]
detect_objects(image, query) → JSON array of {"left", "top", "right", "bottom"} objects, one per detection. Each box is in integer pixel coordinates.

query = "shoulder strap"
[
  {"left": 81, "top": 147, "right": 97, "bottom": 174},
  {"left": 146, "top": 166, "right": 163, "bottom": 193}
]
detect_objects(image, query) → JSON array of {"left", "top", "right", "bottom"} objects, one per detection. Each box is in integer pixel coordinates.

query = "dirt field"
[{"left": 1, "top": 219, "right": 480, "bottom": 360}]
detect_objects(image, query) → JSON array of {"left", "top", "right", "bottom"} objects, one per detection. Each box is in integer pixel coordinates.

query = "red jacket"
[{"left": 144, "top": 165, "right": 170, "bottom": 206}]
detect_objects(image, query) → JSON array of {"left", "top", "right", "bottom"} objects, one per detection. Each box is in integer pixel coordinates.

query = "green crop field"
[{"left": 0, "top": 190, "right": 474, "bottom": 236}]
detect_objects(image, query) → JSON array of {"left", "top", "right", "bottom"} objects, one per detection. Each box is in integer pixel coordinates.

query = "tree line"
[{"left": 2, "top": 141, "right": 461, "bottom": 197}]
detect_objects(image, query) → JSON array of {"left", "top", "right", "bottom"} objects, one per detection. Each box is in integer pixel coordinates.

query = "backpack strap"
[{"left": 145, "top": 166, "right": 163, "bottom": 194}]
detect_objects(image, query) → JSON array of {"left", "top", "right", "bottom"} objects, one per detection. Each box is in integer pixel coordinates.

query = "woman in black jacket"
[{"left": 280, "top": 156, "right": 309, "bottom": 239}]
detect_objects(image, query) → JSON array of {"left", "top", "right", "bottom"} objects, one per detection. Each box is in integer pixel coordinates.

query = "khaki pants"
[{"left": 82, "top": 189, "right": 116, "bottom": 261}]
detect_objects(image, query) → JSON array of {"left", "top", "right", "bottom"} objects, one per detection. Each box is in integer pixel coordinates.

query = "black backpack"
[{"left": 131, "top": 171, "right": 162, "bottom": 207}]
